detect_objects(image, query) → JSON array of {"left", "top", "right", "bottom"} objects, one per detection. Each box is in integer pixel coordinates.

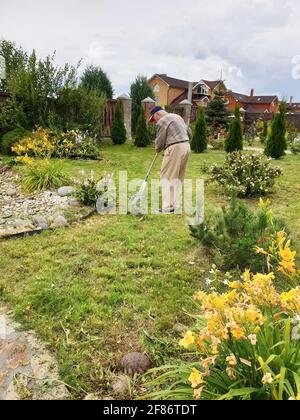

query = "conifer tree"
[
  {"left": 134, "top": 107, "right": 150, "bottom": 147},
  {"left": 111, "top": 101, "right": 127, "bottom": 145},
  {"left": 225, "top": 106, "right": 243, "bottom": 153},
  {"left": 191, "top": 107, "right": 208, "bottom": 153},
  {"left": 206, "top": 90, "right": 230, "bottom": 134},
  {"left": 265, "top": 102, "right": 287, "bottom": 159}
]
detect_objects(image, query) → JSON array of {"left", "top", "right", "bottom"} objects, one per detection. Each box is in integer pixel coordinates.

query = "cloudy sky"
[{"left": 1, "top": 0, "right": 300, "bottom": 99}]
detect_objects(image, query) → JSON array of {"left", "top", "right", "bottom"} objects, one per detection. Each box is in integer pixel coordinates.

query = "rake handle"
[{"left": 145, "top": 153, "right": 159, "bottom": 182}]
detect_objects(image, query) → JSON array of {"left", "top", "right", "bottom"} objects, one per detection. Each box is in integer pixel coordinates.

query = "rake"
[{"left": 128, "top": 152, "right": 159, "bottom": 215}]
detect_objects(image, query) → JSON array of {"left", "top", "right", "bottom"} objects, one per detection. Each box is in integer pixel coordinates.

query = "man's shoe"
[{"left": 154, "top": 208, "right": 175, "bottom": 214}]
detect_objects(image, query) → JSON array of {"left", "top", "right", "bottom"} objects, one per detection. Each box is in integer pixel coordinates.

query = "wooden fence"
[{"left": 101, "top": 99, "right": 117, "bottom": 137}]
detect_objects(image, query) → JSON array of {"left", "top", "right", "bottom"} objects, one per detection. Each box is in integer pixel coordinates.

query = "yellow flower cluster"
[
  {"left": 256, "top": 230, "right": 298, "bottom": 278},
  {"left": 15, "top": 155, "right": 34, "bottom": 165},
  {"left": 12, "top": 127, "right": 55, "bottom": 158},
  {"left": 180, "top": 266, "right": 300, "bottom": 398}
]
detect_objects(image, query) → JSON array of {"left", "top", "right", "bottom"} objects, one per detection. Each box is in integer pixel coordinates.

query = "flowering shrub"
[
  {"left": 291, "top": 137, "right": 300, "bottom": 155},
  {"left": 73, "top": 170, "right": 114, "bottom": 208},
  {"left": 208, "top": 152, "right": 282, "bottom": 197},
  {"left": 55, "top": 130, "right": 100, "bottom": 159},
  {"left": 12, "top": 127, "right": 56, "bottom": 158},
  {"left": 12, "top": 127, "right": 100, "bottom": 160},
  {"left": 145, "top": 267, "right": 300, "bottom": 400}
]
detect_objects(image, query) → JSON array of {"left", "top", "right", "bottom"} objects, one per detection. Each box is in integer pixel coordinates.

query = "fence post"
[
  {"left": 179, "top": 99, "right": 193, "bottom": 125},
  {"left": 142, "top": 97, "right": 156, "bottom": 122},
  {"left": 118, "top": 94, "right": 132, "bottom": 140}
]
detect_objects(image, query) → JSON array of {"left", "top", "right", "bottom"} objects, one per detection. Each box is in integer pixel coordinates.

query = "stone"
[
  {"left": 51, "top": 216, "right": 68, "bottom": 228},
  {"left": 6, "top": 188, "right": 17, "bottom": 197},
  {"left": 120, "top": 352, "right": 152, "bottom": 375},
  {"left": 32, "top": 216, "right": 48, "bottom": 227},
  {"left": 13, "top": 220, "right": 34, "bottom": 229},
  {"left": 111, "top": 375, "right": 131, "bottom": 398},
  {"left": 67, "top": 198, "right": 81, "bottom": 208},
  {"left": 57, "top": 186, "right": 75, "bottom": 197}
]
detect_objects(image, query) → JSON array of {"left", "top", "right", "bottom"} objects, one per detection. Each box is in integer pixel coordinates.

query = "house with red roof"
[{"left": 148, "top": 74, "right": 226, "bottom": 109}]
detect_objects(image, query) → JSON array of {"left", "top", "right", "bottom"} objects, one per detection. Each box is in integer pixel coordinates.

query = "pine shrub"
[
  {"left": 134, "top": 107, "right": 150, "bottom": 147},
  {"left": 265, "top": 102, "right": 287, "bottom": 159},
  {"left": 189, "top": 195, "right": 287, "bottom": 271},
  {"left": 191, "top": 107, "right": 208, "bottom": 153},
  {"left": 225, "top": 106, "right": 243, "bottom": 153},
  {"left": 111, "top": 101, "right": 127, "bottom": 145}
]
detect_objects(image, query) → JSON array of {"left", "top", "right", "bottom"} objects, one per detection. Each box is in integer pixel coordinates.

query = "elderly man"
[{"left": 149, "top": 106, "right": 191, "bottom": 214}]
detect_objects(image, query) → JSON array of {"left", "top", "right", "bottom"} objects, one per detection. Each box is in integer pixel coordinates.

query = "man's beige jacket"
[{"left": 155, "top": 113, "right": 191, "bottom": 153}]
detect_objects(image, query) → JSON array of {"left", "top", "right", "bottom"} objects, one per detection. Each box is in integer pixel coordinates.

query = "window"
[
  {"left": 153, "top": 84, "right": 160, "bottom": 93},
  {"left": 197, "top": 84, "right": 208, "bottom": 95}
]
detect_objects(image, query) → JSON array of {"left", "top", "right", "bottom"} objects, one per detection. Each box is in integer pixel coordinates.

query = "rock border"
[{"left": 0, "top": 210, "right": 97, "bottom": 241}]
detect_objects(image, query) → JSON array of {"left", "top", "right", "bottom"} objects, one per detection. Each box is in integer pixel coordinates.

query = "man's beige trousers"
[{"left": 160, "top": 142, "right": 191, "bottom": 210}]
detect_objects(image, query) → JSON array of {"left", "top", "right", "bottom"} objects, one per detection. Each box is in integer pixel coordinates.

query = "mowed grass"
[{"left": 0, "top": 141, "right": 300, "bottom": 397}]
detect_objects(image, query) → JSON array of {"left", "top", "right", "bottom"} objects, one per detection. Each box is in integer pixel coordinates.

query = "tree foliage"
[
  {"left": 134, "top": 107, "right": 150, "bottom": 147},
  {"left": 206, "top": 90, "right": 230, "bottom": 134},
  {"left": 111, "top": 101, "right": 127, "bottom": 145},
  {"left": 130, "top": 75, "right": 154, "bottom": 134},
  {"left": 265, "top": 102, "right": 287, "bottom": 159},
  {"left": 225, "top": 106, "right": 243, "bottom": 153},
  {"left": 81, "top": 65, "right": 113, "bottom": 99},
  {"left": 191, "top": 107, "right": 207, "bottom": 153}
]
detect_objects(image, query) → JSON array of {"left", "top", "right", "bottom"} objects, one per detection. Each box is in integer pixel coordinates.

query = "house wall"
[
  {"left": 224, "top": 93, "right": 244, "bottom": 111},
  {"left": 148, "top": 77, "right": 169, "bottom": 107},
  {"left": 168, "top": 86, "right": 185, "bottom": 105},
  {"left": 148, "top": 77, "right": 185, "bottom": 107}
]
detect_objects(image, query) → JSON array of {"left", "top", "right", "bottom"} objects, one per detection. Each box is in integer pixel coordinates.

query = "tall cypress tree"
[
  {"left": 206, "top": 90, "right": 230, "bottom": 134},
  {"left": 111, "top": 101, "right": 127, "bottom": 145},
  {"left": 225, "top": 106, "right": 243, "bottom": 153},
  {"left": 134, "top": 107, "right": 150, "bottom": 147},
  {"left": 265, "top": 102, "right": 287, "bottom": 159},
  {"left": 191, "top": 107, "right": 208, "bottom": 153}
]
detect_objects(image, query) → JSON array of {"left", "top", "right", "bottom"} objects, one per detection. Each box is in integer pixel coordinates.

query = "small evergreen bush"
[
  {"left": 111, "top": 101, "right": 127, "bottom": 145},
  {"left": 191, "top": 107, "right": 208, "bottom": 153},
  {"left": 189, "top": 196, "right": 287, "bottom": 271},
  {"left": 265, "top": 102, "right": 287, "bottom": 159},
  {"left": 224, "top": 106, "right": 243, "bottom": 153},
  {"left": 1, "top": 127, "right": 31, "bottom": 155},
  {"left": 134, "top": 107, "right": 150, "bottom": 147}
]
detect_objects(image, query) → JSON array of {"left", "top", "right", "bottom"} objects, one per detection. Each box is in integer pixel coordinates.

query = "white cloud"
[{"left": 1, "top": 0, "right": 300, "bottom": 99}]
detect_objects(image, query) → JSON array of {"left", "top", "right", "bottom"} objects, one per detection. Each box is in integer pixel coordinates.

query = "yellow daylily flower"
[{"left": 179, "top": 331, "right": 195, "bottom": 349}]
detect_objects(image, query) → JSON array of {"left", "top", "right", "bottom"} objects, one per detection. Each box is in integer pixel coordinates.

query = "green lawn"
[{"left": 0, "top": 141, "right": 300, "bottom": 398}]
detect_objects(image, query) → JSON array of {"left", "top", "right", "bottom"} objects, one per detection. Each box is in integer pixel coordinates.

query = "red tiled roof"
[{"left": 228, "top": 91, "right": 278, "bottom": 104}]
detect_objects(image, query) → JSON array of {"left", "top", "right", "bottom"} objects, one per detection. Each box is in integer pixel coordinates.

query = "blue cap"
[
  {"left": 150, "top": 106, "right": 162, "bottom": 116},
  {"left": 149, "top": 106, "right": 162, "bottom": 123}
]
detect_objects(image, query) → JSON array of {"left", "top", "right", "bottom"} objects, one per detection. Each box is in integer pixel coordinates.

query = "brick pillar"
[
  {"left": 142, "top": 97, "right": 156, "bottom": 122},
  {"left": 179, "top": 99, "right": 193, "bottom": 125},
  {"left": 118, "top": 94, "right": 132, "bottom": 140}
]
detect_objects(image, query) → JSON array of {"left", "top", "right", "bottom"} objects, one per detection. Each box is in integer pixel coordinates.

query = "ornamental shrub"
[
  {"left": 191, "top": 108, "right": 208, "bottom": 153},
  {"left": 189, "top": 196, "right": 287, "bottom": 271},
  {"left": 1, "top": 127, "right": 30, "bottom": 155},
  {"left": 208, "top": 151, "right": 282, "bottom": 197}
]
